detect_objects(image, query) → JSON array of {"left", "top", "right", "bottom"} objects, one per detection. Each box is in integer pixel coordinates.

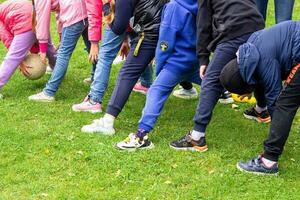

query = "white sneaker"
[
  {"left": 46, "top": 66, "right": 53, "bottom": 75},
  {"left": 113, "top": 55, "right": 124, "bottom": 65},
  {"left": 28, "top": 91, "right": 55, "bottom": 102},
  {"left": 218, "top": 91, "right": 234, "bottom": 104},
  {"left": 116, "top": 133, "right": 154, "bottom": 151},
  {"left": 81, "top": 117, "right": 115, "bottom": 135},
  {"left": 172, "top": 87, "right": 198, "bottom": 99}
]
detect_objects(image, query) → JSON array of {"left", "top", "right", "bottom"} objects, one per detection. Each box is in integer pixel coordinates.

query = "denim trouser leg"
[
  {"left": 44, "top": 20, "right": 87, "bottom": 96},
  {"left": 89, "top": 27, "right": 126, "bottom": 103},
  {"left": 275, "top": 0, "right": 295, "bottom": 23},
  {"left": 138, "top": 68, "right": 201, "bottom": 132},
  {"left": 193, "top": 34, "right": 251, "bottom": 133},
  {"left": 140, "top": 63, "right": 153, "bottom": 88},
  {"left": 106, "top": 40, "right": 156, "bottom": 117}
]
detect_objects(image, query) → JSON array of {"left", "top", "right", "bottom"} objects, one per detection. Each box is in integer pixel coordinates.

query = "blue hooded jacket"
[
  {"left": 238, "top": 21, "right": 300, "bottom": 115},
  {"left": 155, "top": 0, "right": 198, "bottom": 76}
]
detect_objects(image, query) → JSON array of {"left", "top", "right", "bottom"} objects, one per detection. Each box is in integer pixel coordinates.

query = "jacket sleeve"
[
  {"left": 0, "top": 20, "right": 13, "bottom": 49},
  {"left": 110, "top": 0, "right": 134, "bottom": 35},
  {"left": 86, "top": 0, "right": 102, "bottom": 43},
  {"left": 197, "top": 0, "right": 212, "bottom": 66},
  {"left": 35, "top": 0, "right": 52, "bottom": 53},
  {"left": 260, "top": 59, "right": 283, "bottom": 116},
  {"left": 155, "top": 4, "right": 181, "bottom": 76}
]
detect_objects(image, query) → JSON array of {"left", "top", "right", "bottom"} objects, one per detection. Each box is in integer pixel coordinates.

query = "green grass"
[{"left": 1, "top": 1, "right": 300, "bottom": 199}]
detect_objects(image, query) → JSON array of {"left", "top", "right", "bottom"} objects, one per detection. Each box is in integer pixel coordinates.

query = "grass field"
[{"left": 0, "top": 1, "right": 300, "bottom": 199}]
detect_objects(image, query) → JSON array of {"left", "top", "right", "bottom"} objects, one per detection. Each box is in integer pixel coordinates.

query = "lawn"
[{"left": 0, "top": 1, "right": 300, "bottom": 199}]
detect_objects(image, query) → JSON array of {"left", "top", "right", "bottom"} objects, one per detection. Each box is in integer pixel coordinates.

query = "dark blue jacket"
[
  {"left": 155, "top": 0, "right": 198, "bottom": 75},
  {"left": 238, "top": 21, "right": 300, "bottom": 115}
]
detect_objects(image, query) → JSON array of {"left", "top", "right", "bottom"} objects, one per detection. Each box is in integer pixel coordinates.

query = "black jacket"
[{"left": 197, "top": 0, "right": 265, "bottom": 66}]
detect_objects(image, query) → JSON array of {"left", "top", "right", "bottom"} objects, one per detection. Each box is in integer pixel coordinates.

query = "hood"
[
  {"left": 238, "top": 43, "right": 260, "bottom": 85},
  {"left": 174, "top": 0, "right": 198, "bottom": 16}
]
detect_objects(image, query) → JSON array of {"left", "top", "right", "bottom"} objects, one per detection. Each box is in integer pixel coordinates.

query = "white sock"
[
  {"left": 191, "top": 130, "right": 205, "bottom": 141},
  {"left": 262, "top": 157, "right": 277, "bottom": 168},
  {"left": 103, "top": 114, "right": 115, "bottom": 126},
  {"left": 255, "top": 105, "right": 267, "bottom": 113}
]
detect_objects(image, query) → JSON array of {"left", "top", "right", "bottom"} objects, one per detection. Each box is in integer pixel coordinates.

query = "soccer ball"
[{"left": 22, "top": 54, "right": 47, "bottom": 80}]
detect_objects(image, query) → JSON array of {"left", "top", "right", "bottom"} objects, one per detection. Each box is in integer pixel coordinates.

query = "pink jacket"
[
  {"left": 35, "top": 0, "right": 102, "bottom": 53},
  {"left": 0, "top": 0, "right": 33, "bottom": 49}
]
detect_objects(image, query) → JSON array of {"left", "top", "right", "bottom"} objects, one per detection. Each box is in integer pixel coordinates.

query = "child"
[
  {"left": 170, "top": 0, "right": 265, "bottom": 152},
  {"left": 0, "top": 0, "right": 56, "bottom": 98},
  {"left": 115, "top": 0, "right": 202, "bottom": 150},
  {"left": 28, "top": 0, "right": 102, "bottom": 102},
  {"left": 219, "top": 21, "right": 300, "bottom": 175},
  {"left": 72, "top": 0, "right": 154, "bottom": 113},
  {"left": 80, "top": 0, "right": 169, "bottom": 134}
]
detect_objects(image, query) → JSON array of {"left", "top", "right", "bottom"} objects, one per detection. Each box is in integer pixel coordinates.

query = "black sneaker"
[
  {"left": 243, "top": 107, "right": 271, "bottom": 123},
  {"left": 219, "top": 91, "right": 234, "bottom": 104},
  {"left": 169, "top": 133, "right": 208, "bottom": 152},
  {"left": 237, "top": 155, "right": 279, "bottom": 176}
]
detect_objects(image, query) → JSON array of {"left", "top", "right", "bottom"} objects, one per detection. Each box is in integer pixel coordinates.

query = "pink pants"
[{"left": 0, "top": 30, "right": 57, "bottom": 89}]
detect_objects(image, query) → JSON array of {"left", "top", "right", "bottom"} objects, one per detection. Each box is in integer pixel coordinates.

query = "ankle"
[
  {"left": 255, "top": 105, "right": 267, "bottom": 113},
  {"left": 103, "top": 113, "right": 115, "bottom": 124},
  {"left": 136, "top": 129, "right": 148, "bottom": 140},
  {"left": 191, "top": 130, "right": 205, "bottom": 141},
  {"left": 261, "top": 156, "right": 277, "bottom": 168}
]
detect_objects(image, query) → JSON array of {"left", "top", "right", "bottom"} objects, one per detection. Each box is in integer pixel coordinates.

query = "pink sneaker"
[
  {"left": 72, "top": 96, "right": 102, "bottom": 113},
  {"left": 133, "top": 82, "right": 149, "bottom": 95}
]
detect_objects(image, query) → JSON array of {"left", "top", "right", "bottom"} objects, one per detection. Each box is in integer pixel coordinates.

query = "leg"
[
  {"left": 82, "top": 27, "right": 97, "bottom": 80},
  {"left": 263, "top": 65, "right": 300, "bottom": 161},
  {"left": 255, "top": 0, "right": 268, "bottom": 21},
  {"left": 193, "top": 34, "right": 251, "bottom": 133},
  {"left": 106, "top": 40, "right": 156, "bottom": 117},
  {"left": 180, "top": 81, "right": 193, "bottom": 90},
  {"left": 138, "top": 69, "right": 182, "bottom": 132},
  {"left": 0, "top": 31, "right": 36, "bottom": 89},
  {"left": 89, "top": 27, "right": 126, "bottom": 103},
  {"left": 274, "top": 0, "right": 295, "bottom": 23},
  {"left": 254, "top": 84, "right": 267, "bottom": 108},
  {"left": 140, "top": 63, "right": 153, "bottom": 88},
  {"left": 46, "top": 38, "right": 57, "bottom": 69},
  {"left": 43, "top": 21, "right": 86, "bottom": 96}
]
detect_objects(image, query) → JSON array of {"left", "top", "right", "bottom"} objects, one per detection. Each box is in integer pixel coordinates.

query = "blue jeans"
[
  {"left": 139, "top": 68, "right": 201, "bottom": 132},
  {"left": 193, "top": 33, "right": 251, "bottom": 133},
  {"left": 89, "top": 27, "right": 153, "bottom": 103},
  {"left": 44, "top": 19, "right": 93, "bottom": 96},
  {"left": 256, "top": 0, "right": 295, "bottom": 23}
]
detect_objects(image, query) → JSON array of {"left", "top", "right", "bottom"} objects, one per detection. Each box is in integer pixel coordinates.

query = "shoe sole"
[
  {"left": 218, "top": 99, "right": 234, "bottom": 104},
  {"left": 172, "top": 93, "right": 198, "bottom": 100},
  {"left": 169, "top": 144, "right": 208, "bottom": 152},
  {"left": 132, "top": 88, "right": 147, "bottom": 95},
  {"left": 28, "top": 98, "right": 54, "bottom": 103},
  {"left": 72, "top": 107, "right": 102, "bottom": 114},
  {"left": 243, "top": 113, "right": 271, "bottom": 123},
  {"left": 115, "top": 142, "right": 155, "bottom": 152},
  {"left": 81, "top": 127, "right": 115, "bottom": 135},
  {"left": 236, "top": 163, "right": 278, "bottom": 176}
]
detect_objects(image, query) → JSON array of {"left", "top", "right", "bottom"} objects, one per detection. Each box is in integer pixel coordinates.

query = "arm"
[
  {"left": 86, "top": 0, "right": 103, "bottom": 43},
  {"left": 0, "top": 20, "right": 13, "bottom": 49},
  {"left": 35, "top": 0, "right": 52, "bottom": 53},
  {"left": 197, "top": 0, "right": 212, "bottom": 66},
  {"left": 109, "top": 0, "right": 134, "bottom": 35},
  {"left": 155, "top": 5, "right": 181, "bottom": 76}
]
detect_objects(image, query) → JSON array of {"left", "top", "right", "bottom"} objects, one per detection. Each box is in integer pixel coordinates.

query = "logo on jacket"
[{"left": 160, "top": 41, "right": 168, "bottom": 51}]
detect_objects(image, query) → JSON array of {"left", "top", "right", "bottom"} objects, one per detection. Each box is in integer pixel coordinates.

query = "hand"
[
  {"left": 120, "top": 40, "right": 130, "bottom": 60},
  {"left": 19, "top": 61, "right": 32, "bottom": 77},
  {"left": 239, "top": 93, "right": 253, "bottom": 101},
  {"left": 89, "top": 43, "right": 99, "bottom": 63},
  {"left": 39, "top": 53, "right": 47, "bottom": 64},
  {"left": 103, "top": 0, "right": 110, "bottom": 4},
  {"left": 199, "top": 65, "right": 207, "bottom": 79}
]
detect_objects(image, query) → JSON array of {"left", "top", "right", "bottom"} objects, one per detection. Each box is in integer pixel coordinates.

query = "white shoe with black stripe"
[{"left": 116, "top": 133, "right": 154, "bottom": 151}]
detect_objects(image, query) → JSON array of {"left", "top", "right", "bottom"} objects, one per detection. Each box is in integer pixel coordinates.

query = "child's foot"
[
  {"left": 46, "top": 66, "right": 53, "bottom": 75},
  {"left": 83, "top": 77, "right": 92, "bottom": 85},
  {"left": 172, "top": 87, "right": 198, "bottom": 99},
  {"left": 237, "top": 155, "right": 279, "bottom": 176},
  {"left": 169, "top": 132, "right": 208, "bottom": 152},
  {"left": 116, "top": 133, "right": 154, "bottom": 151},
  {"left": 28, "top": 91, "right": 55, "bottom": 102},
  {"left": 218, "top": 91, "right": 234, "bottom": 104},
  {"left": 243, "top": 107, "right": 271, "bottom": 123},
  {"left": 81, "top": 117, "right": 115, "bottom": 135},
  {"left": 72, "top": 96, "right": 102, "bottom": 113},
  {"left": 133, "top": 82, "right": 149, "bottom": 95}
]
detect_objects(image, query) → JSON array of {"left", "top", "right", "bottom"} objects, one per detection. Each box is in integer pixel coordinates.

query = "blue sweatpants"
[{"left": 138, "top": 67, "right": 201, "bottom": 132}]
